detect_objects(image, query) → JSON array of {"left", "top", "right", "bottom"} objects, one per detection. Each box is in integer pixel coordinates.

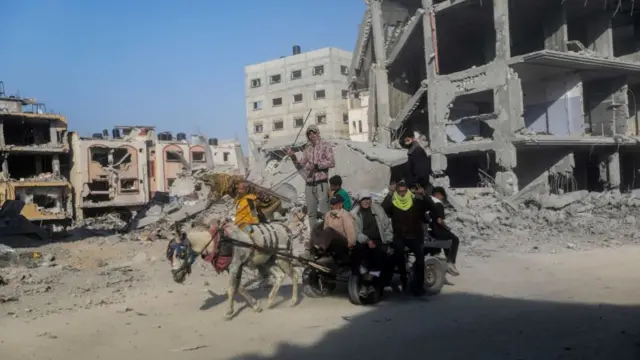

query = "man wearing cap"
[{"left": 285, "top": 125, "right": 335, "bottom": 230}]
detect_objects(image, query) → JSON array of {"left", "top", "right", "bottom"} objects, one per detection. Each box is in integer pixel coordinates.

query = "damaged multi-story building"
[
  {"left": 0, "top": 83, "right": 73, "bottom": 226},
  {"left": 350, "top": 0, "right": 640, "bottom": 195},
  {"left": 70, "top": 126, "right": 247, "bottom": 219}
]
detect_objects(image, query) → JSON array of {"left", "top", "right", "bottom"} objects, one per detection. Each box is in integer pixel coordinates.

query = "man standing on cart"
[
  {"left": 382, "top": 181, "right": 435, "bottom": 296},
  {"left": 285, "top": 125, "right": 336, "bottom": 230}
]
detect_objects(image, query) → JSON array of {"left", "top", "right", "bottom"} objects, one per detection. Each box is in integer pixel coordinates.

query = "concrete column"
[
  {"left": 422, "top": 0, "right": 446, "bottom": 175},
  {"left": 607, "top": 151, "right": 621, "bottom": 189},
  {"left": 587, "top": 14, "right": 614, "bottom": 57},
  {"left": 493, "top": 0, "right": 511, "bottom": 60},
  {"left": 49, "top": 127, "right": 58, "bottom": 145},
  {"left": 1, "top": 156, "right": 8, "bottom": 179},
  {"left": 0, "top": 120, "right": 5, "bottom": 147},
  {"left": 370, "top": 0, "right": 391, "bottom": 145},
  {"left": 52, "top": 155, "right": 60, "bottom": 175},
  {"left": 544, "top": 2, "right": 567, "bottom": 52}
]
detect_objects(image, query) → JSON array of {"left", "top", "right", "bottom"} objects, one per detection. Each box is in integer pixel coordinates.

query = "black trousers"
[
  {"left": 391, "top": 236, "right": 424, "bottom": 294},
  {"left": 432, "top": 227, "right": 460, "bottom": 264}
]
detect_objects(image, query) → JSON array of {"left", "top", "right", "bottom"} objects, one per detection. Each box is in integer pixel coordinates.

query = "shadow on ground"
[{"left": 230, "top": 292, "right": 640, "bottom": 360}]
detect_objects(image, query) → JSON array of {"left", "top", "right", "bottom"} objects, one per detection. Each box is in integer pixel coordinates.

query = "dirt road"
[{"left": 2, "top": 245, "right": 640, "bottom": 360}]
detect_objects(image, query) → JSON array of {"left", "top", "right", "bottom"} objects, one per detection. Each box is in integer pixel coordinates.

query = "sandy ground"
[{"left": 1, "top": 240, "right": 640, "bottom": 360}]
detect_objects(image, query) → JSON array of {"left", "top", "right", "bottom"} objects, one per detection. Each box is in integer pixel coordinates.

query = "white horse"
[{"left": 167, "top": 218, "right": 302, "bottom": 320}]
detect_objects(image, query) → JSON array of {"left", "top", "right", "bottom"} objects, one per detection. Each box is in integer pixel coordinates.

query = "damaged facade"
[
  {"left": 70, "top": 126, "right": 247, "bottom": 220},
  {"left": 0, "top": 85, "right": 72, "bottom": 225},
  {"left": 350, "top": 0, "right": 640, "bottom": 196}
]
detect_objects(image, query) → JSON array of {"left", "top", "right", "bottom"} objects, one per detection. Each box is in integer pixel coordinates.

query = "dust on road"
[{"left": 2, "top": 243, "right": 639, "bottom": 360}]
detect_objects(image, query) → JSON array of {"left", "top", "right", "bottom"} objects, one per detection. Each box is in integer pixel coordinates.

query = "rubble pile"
[
  {"left": 122, "top": 169, "right": 250, "bottom": 241},
  {"left": 447, "top": 188, "right": 640, "bottom": 253},
  {"left": 248, "top": 139, "right": 407, "bottom": 202}
]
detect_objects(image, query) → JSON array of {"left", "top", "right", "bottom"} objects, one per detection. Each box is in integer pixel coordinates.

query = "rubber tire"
[
  {"left": 347, "top": 274, "right": 380, "bottom": 306},
  {"left": 302, "top": 268, "right": 334, "bottom": 298},
  {"left": 423, "top": 257, "right": 445, "bottom": 295}
]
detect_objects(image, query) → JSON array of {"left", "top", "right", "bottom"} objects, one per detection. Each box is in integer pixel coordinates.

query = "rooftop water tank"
[
  {"left": 208, "top": 138, "right": 218, "bottom": 146},
  {"left": 177, "top": 132, "right": 187, "bottom": 141},
  {"left": 292, "top": 45, "right": 301, "bottom": 55},
  {"left": 112, "top": 128, "right": 121, "bottom": 139},
  {"left": 92, "top": 133, "right": 103, "bottom": 139}
]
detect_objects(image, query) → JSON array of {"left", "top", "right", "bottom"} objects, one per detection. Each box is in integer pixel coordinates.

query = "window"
[
  {"left": 291, "top": 70, "right": 302, "bottom": 80},
  {"left": 293, "top": 116, "right": 304, "bottom": 128},
  {"left": 343, "top": 113, "right": 349, "bottom": 124},
  {"left": 269, "top": 74, "right": 281, "bottom": 84},
  {"left": 293, "top": 93, "right": 303, "bottom": 103},
  {"left": 312, "top": 65, "right": 324, "bottom": 76},
  {"left": 316, "top": 114, "right": 327, "bottom": 124},
  {"left": 254, "top": 123, "right": 264, "bottom": 133},
  {"left": 273, "top": 119, "right": 284, "bottom": 131},
  {"left": 223, "top": 152, "right": 230, "bottom": 162},
  {"left": 272, "top": 97, "right": 283, "bottom": 107},
  {"left": 192, "top": 151, "right": 205, "bottom": 163},
  {"left": 342, "top": 90, "right": 349, "bottom": 99},
  {"left": 314, "top": 90, "right": 326, "bottom": 99},
  {"left": 120, "top": 179, "right": 138, "bottom": 192},
  {"left": 340, "top": 65, "right": 349, "bottom": 75},
  {"left": 358, "top": 121, "right": 363, "bottom": 133},
  {"left": 167, "top": 178, "right": 176, "bottom": 188},
  {"left": 250, "top": 78, "right": 261, "bottom": 88},
  {"left": 352, "top": 121, "right": 357, "bottom": 130},
  {"left": 166, "top": 150, "right": 183, "bottom": 162},
  {"left": 252, "top": 100, "right": 263, "bottom": 110}
]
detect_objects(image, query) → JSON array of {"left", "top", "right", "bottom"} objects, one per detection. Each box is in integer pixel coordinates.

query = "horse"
[{"left": 166, "top": 217, "right": 302, "bottom": 320}]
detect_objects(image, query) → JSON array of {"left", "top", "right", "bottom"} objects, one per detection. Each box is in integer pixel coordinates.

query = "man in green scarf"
[{"left": 382, "top": 180, "right": 437, "bottom": 296}]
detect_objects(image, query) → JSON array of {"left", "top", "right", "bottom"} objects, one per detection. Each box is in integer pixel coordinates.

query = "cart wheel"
[
  {"left": 347, "top": 274, "right": 380, "bottom": 306},
  {"left": 302, "top": 268, "right": 334, "bottom": 297},
  {"left": 423, "top": 257, "right": 445, "bottom": 295}
]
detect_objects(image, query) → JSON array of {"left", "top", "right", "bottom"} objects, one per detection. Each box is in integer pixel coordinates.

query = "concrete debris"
[
  {"left": 448, "top": 188, "right": 640, "bottom": 254},
  {"left": 248, "top": 139, "right": 407, "bottom": 203},
  {"left": 0, "top": 244, "right": 18, "bottom": 267},
  {"left": 0, "top": 200, "right": 48, "bottom": 240}
]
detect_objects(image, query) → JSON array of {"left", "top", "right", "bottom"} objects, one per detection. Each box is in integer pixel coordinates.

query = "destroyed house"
[
  {"left": 69, "top": 128, "right": 152, "bottom": 220},
  {"left": 351, "top": 0, "right": 640, "bottom": 195},
  {"left": 71, "top": 127, "right": 247, "bottom": 218},
  {"left": 0, "top": 86, "right": 72, "bottom": 225},
  {"left": 152, "top": 132, "right": 246, "bottom": 193}
]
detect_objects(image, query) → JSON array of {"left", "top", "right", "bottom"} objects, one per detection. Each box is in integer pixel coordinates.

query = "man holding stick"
[{"left": 285, "top": 125, "right": 335, "bottom": 230}]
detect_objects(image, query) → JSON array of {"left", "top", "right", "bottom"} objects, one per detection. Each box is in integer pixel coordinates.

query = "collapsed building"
[
  {"left": 70, "top": 126, "right": 247, "bottom": 220},
  {"left": 0, "top": 84, "right": 72, "bottom": 227},
  {"left": 350, "top": 0, "right": 640, "bottom": 196}
]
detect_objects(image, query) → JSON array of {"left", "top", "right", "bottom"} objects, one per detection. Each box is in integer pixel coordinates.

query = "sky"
[{"left": 0, "top": 0, "right": 365, "bottom": 150}]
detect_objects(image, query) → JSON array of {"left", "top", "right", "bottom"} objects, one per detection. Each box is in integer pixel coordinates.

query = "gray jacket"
[{"left": 350, "top": 202, "right": 394, "bottom": 244}]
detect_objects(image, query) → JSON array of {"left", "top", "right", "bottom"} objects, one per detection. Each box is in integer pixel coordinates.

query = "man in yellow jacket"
[{"left": 234, "top": 181, "right": 262, "bottom": 232}]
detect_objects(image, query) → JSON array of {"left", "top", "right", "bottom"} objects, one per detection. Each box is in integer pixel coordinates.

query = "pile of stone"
[
  {"left": 447, "top": 188, "right": 640, "bottom": 254},
  {"left": 247, "top": 138, "right": 408, "bottom": 204}
]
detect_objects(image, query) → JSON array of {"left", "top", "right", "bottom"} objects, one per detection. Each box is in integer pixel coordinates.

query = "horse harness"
[{"left": 166, "top": 226, "right": 235, "bottom": 275}]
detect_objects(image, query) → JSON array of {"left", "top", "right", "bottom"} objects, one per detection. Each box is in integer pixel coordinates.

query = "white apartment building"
[
  {"left": 245, "top": 46, "right": 353, "bottom": 158},
  {"left": 348, "top": 91, "right": 371, "bottom": 142}
]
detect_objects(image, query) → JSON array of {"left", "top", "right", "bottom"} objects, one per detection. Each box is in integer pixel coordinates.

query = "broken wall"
[{"left": 70, "top": 134, "right": 151, "bottom": 219}]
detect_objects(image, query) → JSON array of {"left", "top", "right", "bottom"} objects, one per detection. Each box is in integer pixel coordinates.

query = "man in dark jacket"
[
  {"left": 429, "top": 187, "right": 460, "bottom": 276},
  {"left": 401, "top": 130, "right": 432, "bottom": 194},
  {"left": 382, "top": 181, "right": 436, "bottom": 296}
]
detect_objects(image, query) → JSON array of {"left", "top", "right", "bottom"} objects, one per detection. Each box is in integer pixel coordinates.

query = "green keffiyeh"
[{"left": 392, "top": 190, "right": 414, "bottom": 211}]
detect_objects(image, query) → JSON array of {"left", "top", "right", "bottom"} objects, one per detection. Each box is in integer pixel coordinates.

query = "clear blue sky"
[{"left": 0, "top": 0, "right": 365, "bottom": 149}]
